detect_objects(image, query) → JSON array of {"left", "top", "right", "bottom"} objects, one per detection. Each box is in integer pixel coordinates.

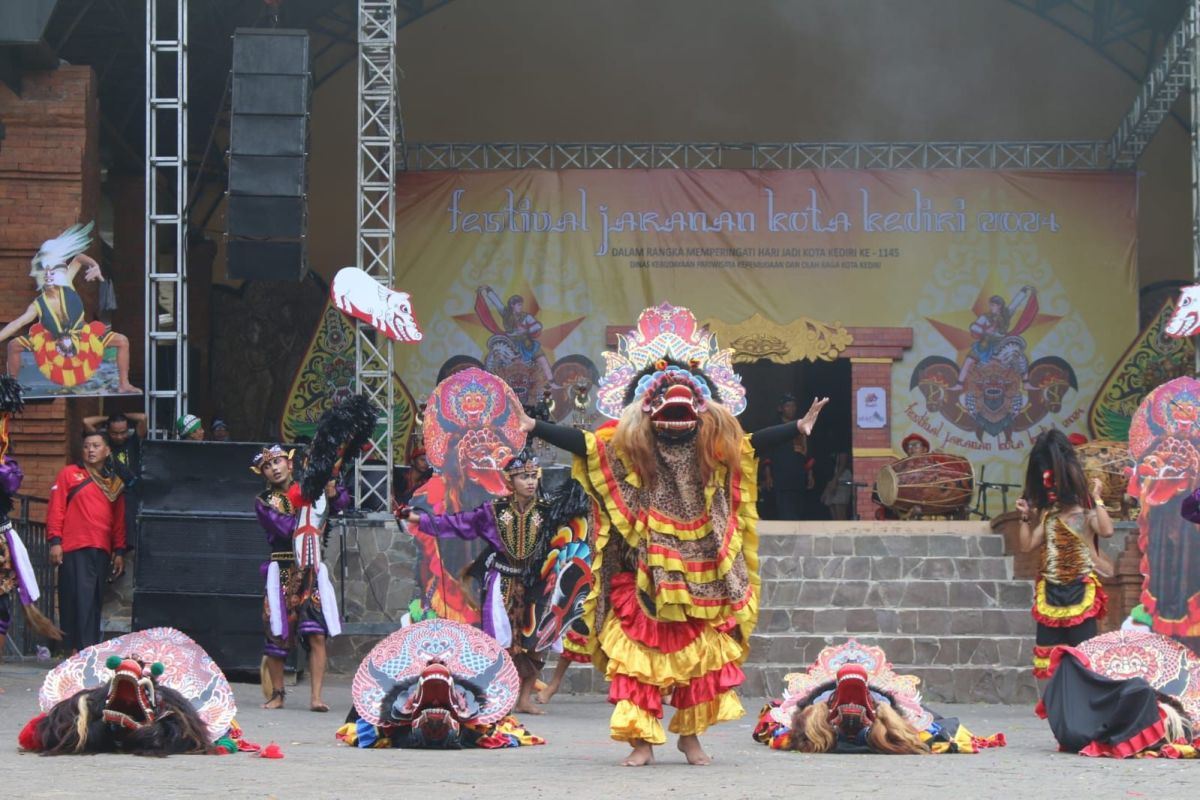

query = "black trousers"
[{"left": 59, "top": 547, "right": 110, "bottom": 653}]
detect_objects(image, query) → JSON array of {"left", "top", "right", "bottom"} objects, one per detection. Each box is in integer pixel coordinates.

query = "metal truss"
[
  {"left": 144, "top": 0, "right": 188, "bottom": 438},
  {"left": 354, "top": 0, "right": 397, "bottom": 510},
  {"left": 406, "top": 141, "right": 1110, "bottom": 171},
  {"left": 1109, "top": 0, "right": 1199, "bottom": 168}
]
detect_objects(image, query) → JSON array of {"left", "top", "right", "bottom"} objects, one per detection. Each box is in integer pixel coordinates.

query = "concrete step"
[
  {"left": 750, "top": 605, "right": 1035, "bottom": 642},
  {"left": 741, "top": 663, "right": 1038, "bottom": 705},
  {"left": 757, "top": 532, "right": 1005, "bottom": 558},
  {"left": 746, "top": 633, "right": 1033, "bottom": 669},
  {"left": 758, "top": 579, "right": 1033, "bottom": 610},
  {"left": 759, "top": 554, "right": 1013, "bottom": 581}
]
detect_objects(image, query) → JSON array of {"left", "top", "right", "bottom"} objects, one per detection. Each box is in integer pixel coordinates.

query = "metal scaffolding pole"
[
  {"left": 1193, "top": 0, "right": 1200, "bottom": 375},
  {"left": 355, "top": 0, "right": 397, "bottom": 509},
  {"left": 144, "top": 0, "right": 189, "bottom": 438}
]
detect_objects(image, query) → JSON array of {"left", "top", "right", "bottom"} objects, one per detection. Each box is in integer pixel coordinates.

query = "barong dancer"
[{"left": 517, "top": 302, "right": 827, "bottom": 766}]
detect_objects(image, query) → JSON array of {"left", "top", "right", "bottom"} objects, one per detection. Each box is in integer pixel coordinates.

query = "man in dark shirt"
[
  {"left": 47, "top": 431, "right": 126, "bottom": 653},
  {"left": 763, "top": 394, "right": 815, "bottom": 520}
]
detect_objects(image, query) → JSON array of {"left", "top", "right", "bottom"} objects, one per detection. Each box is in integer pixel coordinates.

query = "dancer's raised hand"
[{"left": 798, "top": 397, "right": 830, "bottom": 436}]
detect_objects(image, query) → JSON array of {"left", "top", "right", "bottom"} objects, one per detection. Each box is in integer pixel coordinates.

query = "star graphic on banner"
[
  {"left": 926, "top": 280, "right": 1062, "bottom": 363},
  {"left": 453, "top": 281, "right": 585, "bottom": 358}
]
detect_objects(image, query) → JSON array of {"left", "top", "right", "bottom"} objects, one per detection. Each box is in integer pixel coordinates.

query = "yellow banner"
[{"left": 393, "top": 169, "right": 1137, "bottom": 486}]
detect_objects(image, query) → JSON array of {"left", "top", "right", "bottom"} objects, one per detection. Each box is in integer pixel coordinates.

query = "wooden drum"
[
  {"left": 876, "top": 453, "right": 975, "bottom": 514},
  {"left": 1075, "top": 439, "right": 1133, "bottom": 515}
]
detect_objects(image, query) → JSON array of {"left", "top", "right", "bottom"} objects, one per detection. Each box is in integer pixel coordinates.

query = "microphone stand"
[{"left": 843, "top": 480, "right": 867, "bottom": 521}]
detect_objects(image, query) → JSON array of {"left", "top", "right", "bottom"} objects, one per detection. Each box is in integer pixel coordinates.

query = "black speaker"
[
  {"left": 134, "top": 441, "right": 285, "bottom": 672},
  {"left": 226, "top": 28, "right": 310, "bottom": 282}
]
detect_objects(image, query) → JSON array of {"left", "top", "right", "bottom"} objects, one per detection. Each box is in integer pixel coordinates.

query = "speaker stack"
[
  {"left": 133, "top": 441, "right": 274, "bottom": 672},
  {"left": 225, "top": 29, "right": 311, "bottom": 281}
]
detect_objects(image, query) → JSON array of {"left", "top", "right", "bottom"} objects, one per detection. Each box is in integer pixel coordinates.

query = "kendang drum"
[
  {"left": 876, "top": 453, "right": 975, "bottom": 516},
  {"left": 1075, "top": 439, "right": 1133, "bottom": 517}
]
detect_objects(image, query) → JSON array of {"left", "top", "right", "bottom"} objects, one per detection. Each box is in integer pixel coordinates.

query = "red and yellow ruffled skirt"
[{"left": 602, "top": 572, "right": 745, "bottom": 744}]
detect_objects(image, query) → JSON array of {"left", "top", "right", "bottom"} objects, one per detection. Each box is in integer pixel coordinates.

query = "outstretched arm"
[
  {"left": 66, "top": 253, "right": 102, "bottom": 285},
  {"left": 515, "top": 404, "right": 587, "bottom": 456},
  {"left": 0, "top": 304, "right": 38, "bottom": 344},
  {"left": 1014, "top": 498, "right": 1045, "bottom": 553},
  {"left": 750, "top": 397, "right": 829, "bottom": 455}
]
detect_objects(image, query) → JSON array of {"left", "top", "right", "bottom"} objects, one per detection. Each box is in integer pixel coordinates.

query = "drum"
[
  {"left": 1075, "top": 439, "right": 1132, "bottom": 513},
  {"left": 876, "top": 453, "right": 975, "bottom": 514}
]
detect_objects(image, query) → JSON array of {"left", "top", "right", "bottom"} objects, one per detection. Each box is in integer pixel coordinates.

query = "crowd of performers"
[{"left": 7, "top": 303, "right": 1200, "bottom": 763}]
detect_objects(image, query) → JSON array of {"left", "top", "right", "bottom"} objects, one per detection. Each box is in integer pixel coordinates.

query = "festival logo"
[
  {"left": 441, "top": 283, "right": 598, "bottom": 421},
  {"left": 909, "top": 282, "right": 1077, "bottom": 443}
]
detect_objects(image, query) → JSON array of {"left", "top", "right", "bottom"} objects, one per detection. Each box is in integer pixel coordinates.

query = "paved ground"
[{"left": 1, "top": 662, "right": 1194, "bottom": 800}]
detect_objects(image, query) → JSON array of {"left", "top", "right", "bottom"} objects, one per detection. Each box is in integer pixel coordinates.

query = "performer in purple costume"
[
  {"left": 252, "top": 444, "right": 349, "bottom": 712},
  {"left": 402, "top": 447, "right": 552, "bottom": 716},
  {"left": 0, "top": 374, "right": 61, "bottom": 656}
]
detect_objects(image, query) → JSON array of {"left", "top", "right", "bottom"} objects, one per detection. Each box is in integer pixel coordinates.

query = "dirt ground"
[{"left": 1, "top": 661, "right": 1193, "bottom": 800}]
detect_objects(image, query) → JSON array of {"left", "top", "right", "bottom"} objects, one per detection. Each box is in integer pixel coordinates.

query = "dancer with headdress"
[
  {"left": 401, "top": 446, "right": 593, "bottom": 716},
  {"left": 514, "top": 303, "right": 827, "bottom": 766},
  {"left": 253, "top": 394, "right": 375, "bottom": 711},
  {"left": 1015, "top": 429, "right": 1114, "bottom": 679},
  {"left": 0, "top": 375, "right": 62, "bottom": 658}
]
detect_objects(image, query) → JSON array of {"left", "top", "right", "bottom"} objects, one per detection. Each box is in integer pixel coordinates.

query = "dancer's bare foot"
[
  {"left": 677, "top": 734, "right": 712, "bottom": 765},
  {"left": 621, "top": 739, "right": 655, "bottom": 766},
  {"left": 537, "top": 681, "right": 563, "bottom": 705},
  {"left": 514, "top": 701, "right": 545, "bottom": 715},
  {"left": 261, "top": 689, "right": 285, "bottom": 710},
  {"left": 310, "top": 699, "right": 329, "bottom": 712}
]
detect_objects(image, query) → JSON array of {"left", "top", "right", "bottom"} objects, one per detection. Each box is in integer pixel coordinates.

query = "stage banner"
[{"left": 394, "top": 169, "right": 1137, "bottom": 487}]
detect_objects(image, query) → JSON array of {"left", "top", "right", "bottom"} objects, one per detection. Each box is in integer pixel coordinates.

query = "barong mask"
[
  {"left": 596, "top": 303, "right": 746, "bottom": 420},
  {"left": 378, "top": 659, "right": 486, "bottom": 749},
  {"left": 827, "top": 663, "right": 877, "bottom": 738},
  {"left": 101, "top": 655, "right": 167, "bottom": 733},
  {"left": 641, "top": 365, "right": 710, "bottom": 441}
]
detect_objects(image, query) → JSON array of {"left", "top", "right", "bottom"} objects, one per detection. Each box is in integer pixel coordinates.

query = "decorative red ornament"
[
  {"left": 654, "top": 359, "right": 668, "bottom": 371},
  {"left": 259, "top": 741, "right": 285, "bottom": 759},
  {"left": 18, "top": 714, "right": 46, "bottom": 751},
  {"left": 1043, "top": 469, "right": 1058, "bottom": 503}
]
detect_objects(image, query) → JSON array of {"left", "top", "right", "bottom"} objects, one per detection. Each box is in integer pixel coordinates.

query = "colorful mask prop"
[
  {"left": 1164, "top": 284, "right": 1200, "bottom": 339},
  {"left": 531, "top": 479, "right": 596, "bottom": 653},
  {"left": 330, "top": 266, "right": 423, "bottom": 343},
  {"left": 752, "top": 640, "right": 1006, "bottom": 755},
  {"left": 1128, "top": 377, "right": 1200, "bottom": 636},
  {"left": 1038, "top": 632, "right": 1200, "bottom": 757},
  {"left": 349, "top": 619, "right": 525, "bottom": 748},
  {"left": 1078, "top": 630, "right": 1200, "bottom": 724},
  {"left": 412, "top": 369, "right": 527, "bottom": 622},
  {"left": 24, "top": 627, "right": 235, "bottom": 755},
  {"left": 596, "top": 303, "right": 745, "bottom": 420}
]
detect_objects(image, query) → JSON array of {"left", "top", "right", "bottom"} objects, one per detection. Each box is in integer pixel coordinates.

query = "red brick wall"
[{"left": 0, "top": 66, "right": 101, "bottom": 515}]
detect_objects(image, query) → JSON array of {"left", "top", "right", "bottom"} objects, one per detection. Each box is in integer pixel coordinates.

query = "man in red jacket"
[{"left": 47, "top": 430, "right": 126, "bottom": 653}]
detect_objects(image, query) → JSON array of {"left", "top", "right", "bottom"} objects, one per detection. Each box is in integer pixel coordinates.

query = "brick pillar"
[
  {"left": 843, "top": 327, "right": 913, "bottom": 520},
  {"left": 0, "top": 66, "right": 102, "bottom": 512}
]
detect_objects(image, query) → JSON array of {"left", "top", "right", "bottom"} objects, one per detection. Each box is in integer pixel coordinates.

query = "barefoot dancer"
[
  {"left": 253, "top": 445, "right": 349, "bottom": 712},
  {"left": 402, "top": 447, "right": 561, "bottom": 716},
  {"left": 513, "top": 301, "right": 827, "bottom": 767}
]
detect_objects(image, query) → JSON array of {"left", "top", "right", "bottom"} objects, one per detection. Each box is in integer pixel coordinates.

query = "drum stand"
[{"left": 969, "top": 465, "right": 1020, "bottom": 520}]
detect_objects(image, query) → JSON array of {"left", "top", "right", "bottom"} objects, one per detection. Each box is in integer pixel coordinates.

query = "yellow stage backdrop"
[{"left": 393, "top": 169, "right": 1137, "bottom": 486}]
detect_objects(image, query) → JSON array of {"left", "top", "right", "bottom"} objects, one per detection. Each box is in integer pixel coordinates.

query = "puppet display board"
[
  {"left": 1129, "top": 377, "right": 1200, "bottom": 638},
  {"left": 409, "top": 367, "right": 527, "bottom": 622},
  {"left": 1, "top": 222, "right": 139, "bottom": 398},
  {"left": 330, "top": 267, "right": 423, "bottom": 342}
]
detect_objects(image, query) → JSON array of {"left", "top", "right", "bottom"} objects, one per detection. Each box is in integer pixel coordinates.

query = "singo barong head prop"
[
  {"left": 596, "top": 302, "right": 746, "bottom": 424},
  {"left": 30, "top": 222, "right": 94, "bottom": 290}
]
